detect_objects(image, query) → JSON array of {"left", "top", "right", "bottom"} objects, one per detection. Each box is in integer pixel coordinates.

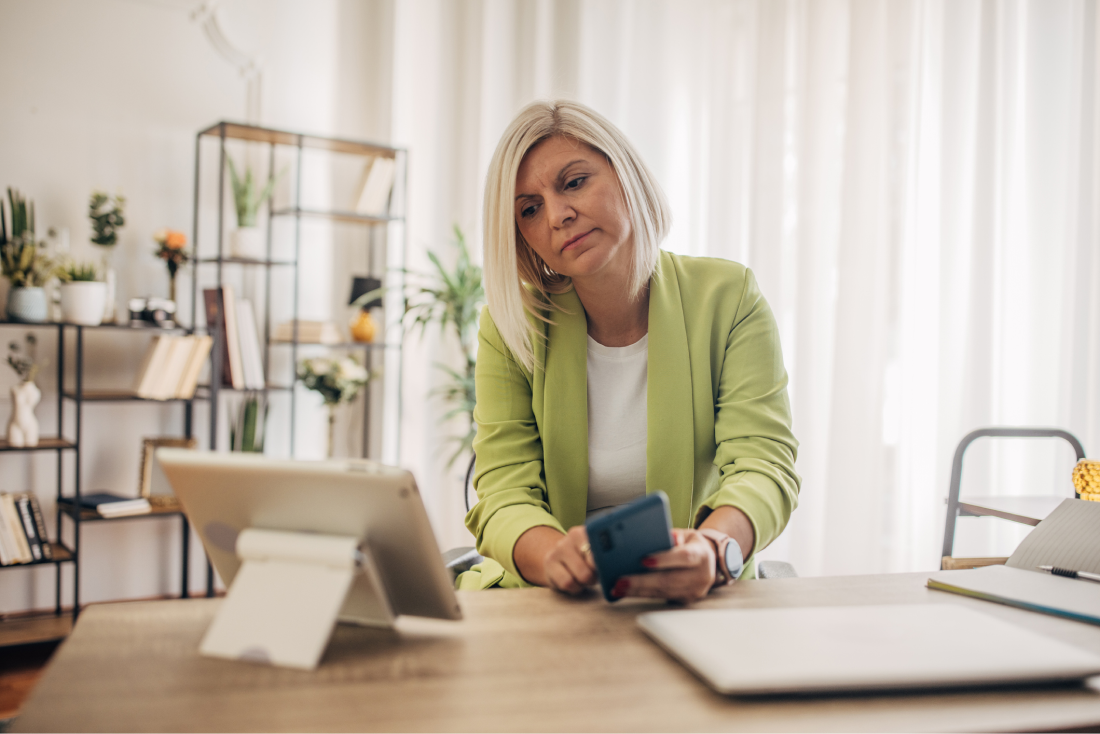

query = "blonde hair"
[{"left": 482, "top": 100, "right": 671, "bottom": 372}]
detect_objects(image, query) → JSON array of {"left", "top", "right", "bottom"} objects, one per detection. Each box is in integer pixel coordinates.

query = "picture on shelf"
[{"left": 139, "top": 436, "right": 197, "bottom": 508}]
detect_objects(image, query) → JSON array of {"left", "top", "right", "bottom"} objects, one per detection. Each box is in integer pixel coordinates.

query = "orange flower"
[{"left": 165, "top": 230, "right": 187, "bottom": 249}]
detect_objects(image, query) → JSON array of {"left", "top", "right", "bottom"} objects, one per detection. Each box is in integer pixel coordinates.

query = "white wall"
[{"left": 0, "top": 0, "right": 360, "bottom": 612}]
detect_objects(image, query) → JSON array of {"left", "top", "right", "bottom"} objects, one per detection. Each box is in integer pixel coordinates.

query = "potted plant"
[
  {"left": 56, "top": 259, "right": 106, "bottom": 325},
  {"left": 297, "top": 356, "right": 369, "bottom": 458},
  {"left": 227, "top": 156, "right": 279, "bottom": 259},
  {"left": 6, "top": 333, "right": 41, "bottom": 447},
  {"left": 89, "top": 190, "right": 125, "bottom": 322},
  {"left": 1, "top": 189, "right": 54, "bottom": 323}
]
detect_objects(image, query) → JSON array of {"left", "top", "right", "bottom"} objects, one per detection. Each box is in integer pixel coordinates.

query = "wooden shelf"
[
  {"left": 956, "top": 496, "right": 1068, "bottom": 527},
  {"left": 0, "top": 543, "right": 74, "bottom": 571},
  {"left": 62, "top": 389, "right": 195, "bottom": 403},
  {"left": 0, "top": 614, "right": 72, "bottom": 648},
  {"left": 57, "top": 502, "right": 183, "bottom": 522},
  {"left": 196, "top": 257, "right": 295, "bottom": 267},
  {"left": 198, "top": 121, "right": 400, "bottom": 157},
  {"left": 271, "top": 208, "right": 401, "bottom": 225},
  {"left": 0, "top": 437, "right": 75, "bottom": 452}
]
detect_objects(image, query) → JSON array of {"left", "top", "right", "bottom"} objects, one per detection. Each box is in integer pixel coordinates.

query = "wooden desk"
[{"left": 13, "top": 571, "right": 1100, "bottom": 733}]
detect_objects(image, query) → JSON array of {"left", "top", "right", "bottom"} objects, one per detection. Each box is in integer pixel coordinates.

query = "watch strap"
[{"left": 699, "top": 528, "right": 739, "bottom": 586}]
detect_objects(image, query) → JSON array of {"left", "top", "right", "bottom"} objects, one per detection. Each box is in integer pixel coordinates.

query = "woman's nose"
[{"left": 546, "top": 194, "right": 576, "bottom": 228}]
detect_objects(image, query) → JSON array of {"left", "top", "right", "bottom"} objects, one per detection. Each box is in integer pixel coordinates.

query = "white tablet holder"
[{"left": 200, "top": 528, "right": 394, "bottom": 670}]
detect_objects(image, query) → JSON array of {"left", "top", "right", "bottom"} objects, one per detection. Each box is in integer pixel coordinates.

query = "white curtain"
[{"left": 384, "top": 0, "right": 1100, "bottom": 574}]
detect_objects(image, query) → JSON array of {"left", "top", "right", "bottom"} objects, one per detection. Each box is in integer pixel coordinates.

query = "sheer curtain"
[{"left": 383, "top": 0, "right": 1100, "bottom": 573}]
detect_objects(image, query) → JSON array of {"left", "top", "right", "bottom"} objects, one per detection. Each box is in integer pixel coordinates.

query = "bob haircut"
[{"left": 482, "top": 99, "right": 671, "bottom": 373}]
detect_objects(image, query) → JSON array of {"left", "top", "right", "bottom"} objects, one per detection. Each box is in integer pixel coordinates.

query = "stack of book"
[
  {"left": 272, "top": 320, "right": 343, "bottom": 345},
  {"left": 57, "top": 493, "right": 152, "bottom": 519},
  {"left": 133, "top": 335, "right": 214, "bottom": 400},
  {"left": 203, "top": 286, "right": 266, "bottom": 390},
  {"left": 0, "top": 492, "right": 53, "bottom": 566}
]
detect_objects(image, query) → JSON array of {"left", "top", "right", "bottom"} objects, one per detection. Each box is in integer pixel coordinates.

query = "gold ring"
[{"left": 578, "top": 543, "right": 591, "bottom": 555}]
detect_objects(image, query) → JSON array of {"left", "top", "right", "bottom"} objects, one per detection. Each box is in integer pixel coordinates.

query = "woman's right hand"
[
  {"left": 514, "top": 525, "right": 597, "bottom": 594},
  {"left": 543, "top": 526, "right": 598, "bottom": 594}
]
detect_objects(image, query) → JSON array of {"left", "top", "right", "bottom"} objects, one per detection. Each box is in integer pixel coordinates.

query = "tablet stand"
[{"left": 200, "top": 528, "right": 394, "bottom": 670}]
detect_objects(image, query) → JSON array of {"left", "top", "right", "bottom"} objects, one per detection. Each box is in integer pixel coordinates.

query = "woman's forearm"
[
  {"left": 699, "top": 505, "right": 756, "bottom": 560},
  {"left": 512, "top": 525, "right": 566, "bottom": 586}
]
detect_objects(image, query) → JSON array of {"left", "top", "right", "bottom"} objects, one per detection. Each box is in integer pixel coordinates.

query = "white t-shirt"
[{"left": 586, "top": 334, "right": 648, "bottom": 516}]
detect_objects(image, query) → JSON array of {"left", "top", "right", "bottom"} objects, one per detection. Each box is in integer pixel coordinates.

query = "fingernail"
[
  {"left": 642, "top": 557, "right": 657, "bottom": 568},
  {"left": 612, "top": 579, "right": 629, "bottom": 597}
]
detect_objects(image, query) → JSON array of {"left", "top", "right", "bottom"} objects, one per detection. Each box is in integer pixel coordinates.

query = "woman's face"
[{"left": 514, "top": 135, "right": 633, "bottom": 282}]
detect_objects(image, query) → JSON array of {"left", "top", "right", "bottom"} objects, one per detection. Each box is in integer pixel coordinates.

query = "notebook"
[
  {"left": 637, "top": 603, "right": 1100, "bottom": 695},
  {"left": 928, "top": 499, "right": 1100, "bottom": 625}
]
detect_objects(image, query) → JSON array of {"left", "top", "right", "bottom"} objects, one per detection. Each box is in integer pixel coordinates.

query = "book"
[
  {"left": 1, "top": 493, "right": 32, "bottom": 563},
  {"left": 203, "top": 287, "right": 244, "bottom": 389},
  {"left": 133, "top": 336, "right": 175, "bottom": 398},
  {"left": 176, "top": 335, "right": 213, "bottom": 399},
  {"left": 0, "top": 495, "right": 18, "bottom": 565},
  {"left": 273, "top": 320, "right": 343, "bottom": 345},
  {"left": 60, "top": 492, "right": 151, "bottom": 518},
  {"left": 928, "top": 499, "right": 1100, "bottom": 626},
  {"left": 354, "top": 156, "right": 396, "bottom": 215},
  {"left": 15, "top": 493, "right": 43, "bottom": 562},
  {"left": 154, "top": 336, "right": 194, "bottom": 400},
  {"left": 236, "top": 300, "right": 266, "bottom": 390},
  {"left": 222, "top": 286, "right": 244, "bottom": 390},
  {"left": 26, "top": 492, "right": 52, "bottom": 560}
]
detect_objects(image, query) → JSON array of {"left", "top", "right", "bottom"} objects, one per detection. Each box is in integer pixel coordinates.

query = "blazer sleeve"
[
  {"left": 464, "top": 308, "right": 566, "bottom": 578},
  {"left": 695, "top": 269, "right": 801, "bottom": 557}
]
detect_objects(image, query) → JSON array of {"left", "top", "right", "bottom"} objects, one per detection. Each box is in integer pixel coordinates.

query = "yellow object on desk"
[
  {"left": 1072, "top": 459, "right": 1100, "bottom": 500},
  {"left": 350, "top": 310, "right": 376, "bottom": 342}
]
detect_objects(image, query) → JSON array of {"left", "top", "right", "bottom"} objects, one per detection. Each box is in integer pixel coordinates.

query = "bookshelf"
[
  {"left": 0, "top": 321, "right": 197, "bottom": 648},
  {"left": 189, "top": 121, "right": 406, "bottom": 467}
]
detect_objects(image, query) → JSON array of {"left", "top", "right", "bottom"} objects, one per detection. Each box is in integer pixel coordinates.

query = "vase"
[
  {"left": 59, "top": 282, "right": 107, "bottom": 325},
  {"left": 229, "top": 227, "right": 265, "bottom": 260},
  {"left": 349, "top": 310, "right": 377, "bottom": 343},
  {"left": 7, "top": 286, "right": 48, "bottom": 323},
  {"left": 327, "top": 404, "right": 337, "bottom": 459},
  {"left": 7, "top": 381, "right": 41, "bottom": 447}
]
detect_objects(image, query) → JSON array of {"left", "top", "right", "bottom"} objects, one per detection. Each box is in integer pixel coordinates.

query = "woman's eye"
[
  {"left": 565, "top": 176, "right": 586, "bottom": 190},
  {"left": 520, "top": 204, "right": 538, "bottom": 219}
]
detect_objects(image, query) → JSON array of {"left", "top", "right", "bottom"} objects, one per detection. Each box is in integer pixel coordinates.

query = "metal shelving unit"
[{"left": 188, "top": 121, "right": 406, "bottom": 590}]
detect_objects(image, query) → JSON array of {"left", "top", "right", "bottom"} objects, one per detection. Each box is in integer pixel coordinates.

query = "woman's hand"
[
  {"left": 513, "top": 525, "right": 597, "bottom": 594},
  {"left": 543, "top": 526, "right": 598, "bottom": 594},
  {"left": 614, "top": 528, "right": 717, "bottom": 603}
]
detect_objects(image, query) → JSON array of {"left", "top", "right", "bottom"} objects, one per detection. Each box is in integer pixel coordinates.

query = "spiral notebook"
[{"left": 928, "top": 499, "right": 1100, "bottom": 625}]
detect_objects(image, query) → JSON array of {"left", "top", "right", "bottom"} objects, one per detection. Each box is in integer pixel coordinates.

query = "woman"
[{"left": 461, "top": 100, "right": 800, "bottom": 602}]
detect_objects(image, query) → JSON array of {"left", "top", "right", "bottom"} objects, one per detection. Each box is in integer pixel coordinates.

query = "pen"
[{"left": 1037, "top": 565, "right": 1100, "bottom": 584}]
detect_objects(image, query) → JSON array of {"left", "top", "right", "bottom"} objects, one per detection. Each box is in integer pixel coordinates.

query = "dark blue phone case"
[{"left": 585, "top": 491, "right": 674, "bottom": 602}]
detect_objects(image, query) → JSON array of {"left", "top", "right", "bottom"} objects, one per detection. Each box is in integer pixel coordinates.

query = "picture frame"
[{"left": 139, "top": 436, "right": 197, "bottom": 507}]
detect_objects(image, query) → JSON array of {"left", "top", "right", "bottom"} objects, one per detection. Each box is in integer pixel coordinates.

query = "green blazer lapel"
[
  {"left": 647, "top": 253, "right": 695, "bottom": 527},
  {"left": 543, "top": 289, "right": 589, "bottom": 529}
]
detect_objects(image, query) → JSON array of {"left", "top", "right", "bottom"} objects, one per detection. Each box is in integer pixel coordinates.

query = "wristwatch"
[{"left": 699, "top": 529, "right": 744, "bottom": 585}]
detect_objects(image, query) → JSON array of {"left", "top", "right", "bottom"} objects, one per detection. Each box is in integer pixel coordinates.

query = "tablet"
[
  {"left": 156, "top": 448, "right": 461, "bottom": 624},
  {"left": 638, "top": 603, "right": 1100, "bottom": 695}
]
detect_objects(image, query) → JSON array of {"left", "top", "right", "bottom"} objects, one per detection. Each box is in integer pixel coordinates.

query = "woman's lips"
[{"left": 562, "top": 230, "right": 593, "bottom": 252}]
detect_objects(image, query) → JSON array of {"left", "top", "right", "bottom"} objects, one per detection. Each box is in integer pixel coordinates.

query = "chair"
[
  {"left": 941, "top": 427, "right": 1085, "bottom": 570},
  {"left": 445, "top": 453, "right": 798, "bottom": 580}
]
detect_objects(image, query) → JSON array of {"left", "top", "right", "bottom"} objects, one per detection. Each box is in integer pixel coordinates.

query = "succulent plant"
[{"left": 227, "top": 156, "right": 281, "bottom": 228}]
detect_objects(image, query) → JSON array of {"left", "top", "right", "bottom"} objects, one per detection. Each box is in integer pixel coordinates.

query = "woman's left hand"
[{"left": 613, "top": 528, "right": 716, "bottom": 603}]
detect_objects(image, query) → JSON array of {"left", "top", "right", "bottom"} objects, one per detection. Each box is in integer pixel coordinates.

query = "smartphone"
[{"left": 585, "top": 491, "right": 674, "bottom": 602}]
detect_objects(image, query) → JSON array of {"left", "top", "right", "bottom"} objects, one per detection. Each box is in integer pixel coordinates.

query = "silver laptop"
[
  {"left": 156, "top": 448, "right": 462, "bottom": 625},
  {"left": 638, "top": 603, "right": 1100, "bottom": 695}
]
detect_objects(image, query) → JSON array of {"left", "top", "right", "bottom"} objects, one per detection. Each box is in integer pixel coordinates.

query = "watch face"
[{"left": 724, "top": 542, "right": 742, "bottom": 578}]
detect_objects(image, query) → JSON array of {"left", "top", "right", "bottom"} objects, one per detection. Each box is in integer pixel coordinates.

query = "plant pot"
[
  {"left": 59, "top": 282, "right": 107, "bottom": 325},
  {"left": 7, "top": 286, "right": 48, "bottom": 323},
  {"left": 229, "top": 227, "right": 265, "bottom": 260}
]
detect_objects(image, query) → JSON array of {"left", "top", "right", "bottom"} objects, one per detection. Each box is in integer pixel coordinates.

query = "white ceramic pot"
[
  {"left": 60, "top": 281, "right": 107, "bottom": 325},
  {"left": 7, "top": 381, "right": 41, "bottom": 448},
  {"left": 6, "top": 286, "right": 48, "bottom": 323},
  {"left": 229, "top": 227, "right": 265, "bottom": 260}
]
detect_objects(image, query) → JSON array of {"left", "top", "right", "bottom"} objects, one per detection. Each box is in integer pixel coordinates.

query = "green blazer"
[{"left": 461, "top": 250, "right": 800, "bottom": 589}]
